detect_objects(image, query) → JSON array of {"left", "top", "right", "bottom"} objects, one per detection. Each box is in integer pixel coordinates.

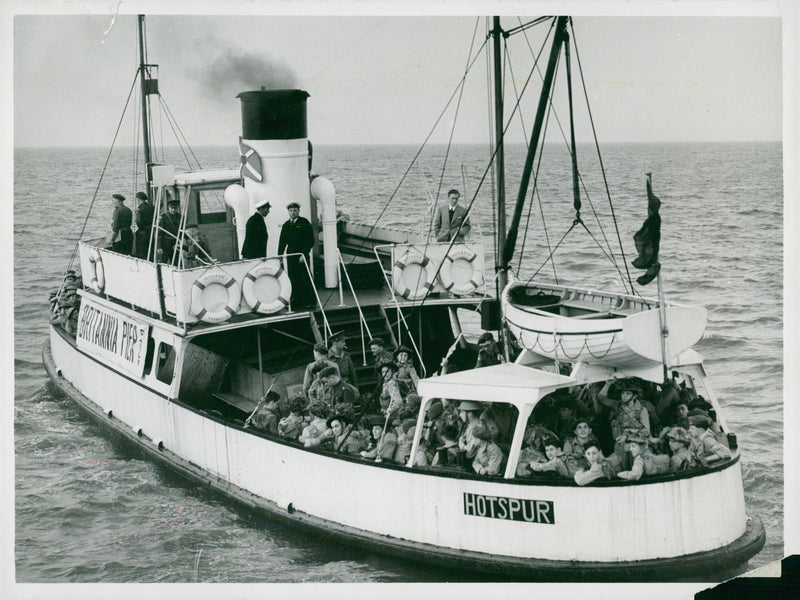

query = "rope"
[
  {"left": 523, "top": 220, "right": 579, "bottom": 284},
  {"left": 570, "top": 20, "right": 634, "bottom": 293},
  {"left": 344, "top": 31, "right": 490, "bottom": 270},
  {"left": 414, "top": 17, "right": 482, "bottom": 309},
  {"left": 156, "top": 95, "right": 192, "bottom": 171},
  {"left": 158, "top": 94, "right": 203, "bottom": 170},
  {"left": 58, "top": 71, "right": 139, "bottom": 294},
  {"left": 484, "top": 18, "right": 498, "bottom": 269}
]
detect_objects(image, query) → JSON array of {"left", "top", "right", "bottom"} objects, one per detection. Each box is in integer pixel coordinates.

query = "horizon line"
[{"left": 13, "top": 139, "right": 783, "bottom": 150}]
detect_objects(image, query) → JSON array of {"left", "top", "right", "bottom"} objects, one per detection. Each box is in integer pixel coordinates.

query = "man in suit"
[
  {"left": 241, "top": 199, "right": 271, "bottom": 259},
  {"left": 433, "top": 188, "right": 471, "bottom": 242},
  {"left": 278, "top": 201, "right": 315, "bottom": 308}
]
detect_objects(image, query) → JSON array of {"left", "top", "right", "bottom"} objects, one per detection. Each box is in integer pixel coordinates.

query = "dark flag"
[{"left": 631, "top": 173, "right": 661, "bottom": 285}]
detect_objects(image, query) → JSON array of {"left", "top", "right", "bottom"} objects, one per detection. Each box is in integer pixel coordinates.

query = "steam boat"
[{"left": 42, "top": 16, "right": 765, "bottom": 580}]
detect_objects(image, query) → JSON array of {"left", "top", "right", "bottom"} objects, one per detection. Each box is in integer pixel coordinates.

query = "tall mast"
[
  {"left": 491, "top": 17, "right": 507, "bottom": 297},
  {"left": 501, "top": 16, "right": 569, "bottom": 269},
  {"left": 138, "top": 15, "right": 153, "bottom": 193}
]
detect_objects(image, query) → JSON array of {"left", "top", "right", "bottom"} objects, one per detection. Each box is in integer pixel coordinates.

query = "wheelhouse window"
[{"left": 193, "top": 187, "right": 228, "bottom": 224}]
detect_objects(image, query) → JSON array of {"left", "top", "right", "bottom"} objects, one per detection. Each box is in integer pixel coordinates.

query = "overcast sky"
[{"left": 10, "top": 6, "right": 783, "bottom": 148}]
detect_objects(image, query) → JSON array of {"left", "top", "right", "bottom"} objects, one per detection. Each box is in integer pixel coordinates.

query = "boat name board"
[
  {"left": 76, "top": 301, "right": 150, "bottom": 377},
  {"left": 463, "top": 493, "right": 555, "bottom": 524}
]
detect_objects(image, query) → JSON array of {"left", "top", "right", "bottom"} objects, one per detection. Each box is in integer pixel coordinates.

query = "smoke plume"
[{"left": 200, "top": 47, "right": 298, "bottom": 100}]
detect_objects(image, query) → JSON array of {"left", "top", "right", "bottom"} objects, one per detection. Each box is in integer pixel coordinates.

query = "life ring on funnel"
[
  {"left": 392, "top": 249, "right": 435, "bottom": 300},
  {"left": 190, "top": 268, "right": 241, "bottom": 323},
  {"left": 242, "top": 259, "right": 292, "bottom": 314},
  {"left": 438, "top": 245, "right": 483, "bottom": 296},
  {"left": 87, "top": 248, "right": 105, "bottom": 293}
]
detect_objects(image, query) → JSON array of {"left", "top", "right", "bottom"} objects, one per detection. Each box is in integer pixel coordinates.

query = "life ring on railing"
[
  {"left": 87, "top": 248, "right": 105, "bottom": 293},
  {"left": 392, "top": 249, "right": 435, "bottom": 300},
  {"left": 242, "top": 258, "right": 292, "bottom": 314},
  {"left": 438, "top": 245, "right": 483, "bottom": 296},
  {"left": 190, "top": 267, "right": 242, "bottom": 323}
]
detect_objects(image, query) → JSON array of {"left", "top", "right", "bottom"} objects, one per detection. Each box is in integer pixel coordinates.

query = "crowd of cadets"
[
  {"left": 518, "top": 374, "right": 732, "bottom": 485},
  {"left": 243, "top": 331, "right": 732, "bottom": 481},
  {"left": 50, "top": 270, "right": 82, "bottom": 335}
]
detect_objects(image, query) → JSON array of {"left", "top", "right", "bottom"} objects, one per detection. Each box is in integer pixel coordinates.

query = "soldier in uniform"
[
  {"left": 157, "top": 197, "right": 182, "bottom": 265},
  {"left": 244, "top": 390, "right": 281, "bottom": 435},
  {"left": 134, "top": 191, "right": 155, "bottom": 259},
  {"left": 328, "top": 331, "right": 356, "bottom": 386},
  {"left": 369, "top": 337, "right": 394, "bottom": 379},
  {"left": 320, "top": 365, "right": 360, "bottom": 414},
  {"left": 241, "top": 199, "right": 270, "bottom": 259},
  {"left": 302, "top": 343, "right": 339, "bottom": 397},
  {"left": 110, "top": 193, "right": 133, "bottom": 255},
  {"left": 277, "top": 201, "right": 315, "bottom": 308}
]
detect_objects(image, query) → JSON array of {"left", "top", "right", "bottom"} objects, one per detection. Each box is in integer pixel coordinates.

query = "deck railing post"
[{"left": 336, "top": 250, "right": 373, "bottom": 365}]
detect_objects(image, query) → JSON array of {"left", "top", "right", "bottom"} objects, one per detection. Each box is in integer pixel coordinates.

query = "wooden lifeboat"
[{"left": 502, "top": 281, "right": 708, "bottom": 368}]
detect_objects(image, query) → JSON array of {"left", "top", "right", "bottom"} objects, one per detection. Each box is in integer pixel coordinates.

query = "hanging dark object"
[{"left": 632, "top": 172, "right": 661, "bottom": 285}]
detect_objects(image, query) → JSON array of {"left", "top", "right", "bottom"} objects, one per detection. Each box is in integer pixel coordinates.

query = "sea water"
[{"left": 13, "top": 141, "right": 783, "bottom": 582}]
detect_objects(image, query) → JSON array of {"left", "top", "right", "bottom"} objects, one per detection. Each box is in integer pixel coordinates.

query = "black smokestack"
[{"left": 237, "top": 89, "right": 309, "bottom": 140}]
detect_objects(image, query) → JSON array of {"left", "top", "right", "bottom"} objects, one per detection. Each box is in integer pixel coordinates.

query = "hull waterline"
[{"left": 42, "top": 331, "right": 766, "bottom": 582}]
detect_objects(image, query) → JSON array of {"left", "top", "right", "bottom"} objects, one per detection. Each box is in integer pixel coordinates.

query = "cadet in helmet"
[
  {"left": 394, "top": 345, "right": 419, "bottom": 393},
  {"left": 688, "top": 414, "right": 731, "bottom": 465},
  {"left": 244, "top": 391, "right": 282, "bottom": 435},
  {"left": 303, "top": 343, "right": 339, "bottom": 397},
  {"left": 328, "top": 331, "right": 356, "bottom": 386},
  {"left": 616, "top": 432, "right": 647, "bottom": 481}
]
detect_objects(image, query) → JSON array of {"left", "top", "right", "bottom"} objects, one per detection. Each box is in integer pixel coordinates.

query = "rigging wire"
[
  {"left": 484, "top": 17, "right": 498, "bottom": 268},
  {"left": 133, "top": 78, "right": 141, "bottom": 198},
  {"left": 570, "top": 20, "right": 634, "bottom": 293},
  {"left": 506, "top": 37, "right": 559, "bottom": 283},
  {"left": 408, "top": 18, "right": 557, "bottom": 318},
  {"left": 344, "top": 34, "right": 491, "bottom": 269},
  {"left": 158, "top": 95, "right": 203, "bottom": 171},
  {"left": 58, "top": 72, "right": 140, "bottom": 283},
  {"left": 410, "top": 17, "right": 483, "bottom": 314},
  {"left": 510, "top": 17, "right": 629, "bottom": 289},
  {"left": 160, "top": 93, "right": 204, "bottom": 170}
]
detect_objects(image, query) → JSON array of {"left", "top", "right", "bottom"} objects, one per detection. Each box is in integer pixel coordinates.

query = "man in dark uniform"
[
  {"left": 134, "top": 191, "right": 155, "bottom": 260},
  {"left": 158, "top": 197, "right": 182, "bottom": 265},
  {"left": 328, "top": 331, "right": 357, "bottom": 387},
  {"left": 241, "top": 199, "right": 271, "bottom": 259},
  {"left": 110, "top": 193, "right": 133, "bottom": 255},
  {"left": 278, "top": 201, "right": 315, "bottom": 308}
]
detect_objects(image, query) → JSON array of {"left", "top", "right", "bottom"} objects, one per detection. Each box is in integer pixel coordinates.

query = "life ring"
[
  {"left": 438, "top": 245, "right": 483, "bottom": 296},
  {"left": 242, "top": 258, "right": 292, "bottom": 314},
  {"left": 87, "top": 248, "right": 105, "bottom": 293},
  {"left": 392, "top": 249, "right": 435, "bottom": 300},
  {"left": 190, "top": 268, "right": 242, "bottom": 323}
]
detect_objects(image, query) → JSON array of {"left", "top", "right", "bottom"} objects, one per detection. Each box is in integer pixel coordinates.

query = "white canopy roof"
[
  {"left": 417, "top": 363, "right": 575, "bottom": 408},
  {"left": 173, "top": 169, "right": 241, "bottom": 186}
]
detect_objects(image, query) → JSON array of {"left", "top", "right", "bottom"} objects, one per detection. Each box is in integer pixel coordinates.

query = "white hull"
[
  {"left": 46, "top": 324, "right": 764, "bottom": 579},
  {"left": 503, "top": 282, "right": 707, "bottom": 369}
]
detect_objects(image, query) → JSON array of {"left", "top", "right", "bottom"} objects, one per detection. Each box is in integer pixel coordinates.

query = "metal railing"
[
  {"left": 373, "top": 243, "right": 427, "bottom": 377},
  {"left": 285, "top": 251, "right": 332, "bottom": 344},
  {"left": 336, "top": 249, "right": 372, "bottom": 366}
]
